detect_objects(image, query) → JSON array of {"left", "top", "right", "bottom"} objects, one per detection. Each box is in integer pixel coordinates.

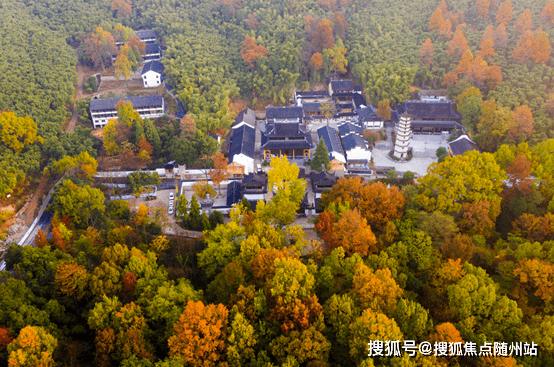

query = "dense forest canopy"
[{"left": 3, "top": 0, "right": 554, "bottom": 366}]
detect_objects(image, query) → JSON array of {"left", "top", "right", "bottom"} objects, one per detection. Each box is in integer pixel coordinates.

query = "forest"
[{"left": 2, "top": 0, "right": 554, "bottom": 366}]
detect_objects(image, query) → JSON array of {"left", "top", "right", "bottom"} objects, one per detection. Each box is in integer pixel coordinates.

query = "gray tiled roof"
[
  {"left": 341, "top": 133, "right": 368, "bottom": 151},
  {"left": 135, "top": 30, "right": 157, "bottom": 39},
  {"left": 145, "top": 43, "right": 161, "bottom": 55},
  {"left": 226, "top": 181, "right": 242, "bottom": 207},
  {"left": 317, "top": 126, "right": 344, "bottom": 156},
  {"left": 330, "top": 80, "right": 354, "bottom": 91},
  {"left": 449, "top": 135, "right": 480, "bottom": 156},
  {"left": 141, "top": 60, "right": 163, "bottom": 75},
  {"left": 228, "top": 124, "right": 256, "bottom": 161},
  {"left": 232, "top": 108, "right": 256, "bottom": 128},
  {"left": 338, "top": 122, "right": 363, "bottom": 137},
  {"left": 266, "top": 106, "right": 303, "bottom": 120},
  {"left": 90, "top": 95, "right": 163, "bottom": 112},
  {"left": 396, "top": 100, "right": 461, "bottom": 121}
]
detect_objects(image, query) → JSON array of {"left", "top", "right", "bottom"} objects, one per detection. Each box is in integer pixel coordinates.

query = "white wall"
[
  {"left": 143, "top": 70, "right": 161, "bottom": 88},
  {"left": 345, "top": 147, "right": 372, "bottom": 162},
  {"left": 232, "top": 154, "right": 254, "bottom": 175}
]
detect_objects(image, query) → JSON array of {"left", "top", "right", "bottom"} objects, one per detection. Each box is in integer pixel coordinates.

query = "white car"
[
  {"left": 169, "top": 193, "right": 175, "bottom": 201},
  {"left": 168, "top": 206, "right": 174, "bottom": 215}
]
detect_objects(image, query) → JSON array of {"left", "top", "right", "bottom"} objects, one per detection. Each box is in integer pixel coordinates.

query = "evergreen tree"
[
  {"left": 310, "top": 138, "right": 330, "bottom": 171},
  {"left": 188, "top": 195, "right": 202, "bottom": 231}
]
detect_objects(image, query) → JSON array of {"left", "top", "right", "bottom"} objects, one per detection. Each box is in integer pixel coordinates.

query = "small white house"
[
  {"left": 141, "top": 61, "right": 163, "bottom": 88},
  {"left": 341, "top": 133, "right": 372, "bottom": 167}
]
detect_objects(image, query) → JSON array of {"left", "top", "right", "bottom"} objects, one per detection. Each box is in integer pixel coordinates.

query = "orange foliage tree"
[
  {"left": 541, "top": 1, "right": 554, "bottom": 24},
  {"left": 428, "top": 322, "right": 463, "bottom": 345},
  {"left": 486, "top": 63, "right": 503, "bottom": 89},
  {"left": 327, "top": 208, "right": 377, "bottom": 257},
  {"left": 512, "top": 213, "right": 554, "bottom": 243},
  {"left": 481, "top": 24, "right": 494, "bottom": 42},
  {"left": 351, "top": 263, "right": 403, "bottom": 316},
  {"left": 246, "top": 13, "right": 259, "bottom": 29},
  {"left": 441, "top": 233, "right": 475, "bottom": 262},
  {"left": 310, "top": 52, "right": 323, "bottom": 71},
  {"left": 508, "top": 105, "right": 535, "bottom": 144},
  {"left": 55, "top": 261, "right": 90, "bottom": 301},
  {"left": 494, "top": 23, "right": 508, "bottom": 48},
  {"left": 533, "top": 31, "right": 552, "bottom": 64},
  {"left": 312, "top": 20, "right": 335, "bottom": 52},
  {"left": 0, "top": 327, "right": 12, "bottom": 353},
  {"left": 240, "top": 36, "right": 268, "bottom": 68},
  {"left": 439, "top": 18, "right": 453, "bottom": 39},
  {"left": 209, "top": 152, "right": 229, "bottom": 195},
  {"left": 111, "top": 0, "right": 132, "bottom": 19},
  {"left": 514, "top": 8, "right": 534, "bottom": 34},
  {"left": 419, "top": 39, "right": 434, "bottom": 66},
  {"left": 320, "top": 178, "right": 406, "bottom": 232},
  {"left": 459, "top": 200, "right": 499, "bottom": 237},
  {"left": 332, "top": 11, "right": 349, "bottom": 40},
  {"left": 429, "top": 8, "right": 445, "bottom": 31},
  {"left": 447, "top": 28, "right": 470, "bottom": 58},
  {"left": 168, "top": 300, "right": 229, "bottom": 366},
  {"left": 7, "top": 326, "right": 57, "bottom": 367},
  {"left": 513, "top": 259, "right": 554, "bottom": 312},
  {"left": 477, "top": 0, "right": 491, "bottom": 18},
  {"left": 477, "top": 38, "right": 496, "bottom": 62},
  {"left": 180, "top": 114, "right": 196, "bottom": 139},
  {"left": 496, "top": 0, "right": 513, "bottom": 25},
  {"left": 513, "top": 30, "right": 536, "bottom": 63},
  {"left": 376, "top": 98, "right": 391, "bottom": 120}
]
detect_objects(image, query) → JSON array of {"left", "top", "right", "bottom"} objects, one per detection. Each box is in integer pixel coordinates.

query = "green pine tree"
[{"left": 310, "top": 137, "right": 330, "bottom": 171}]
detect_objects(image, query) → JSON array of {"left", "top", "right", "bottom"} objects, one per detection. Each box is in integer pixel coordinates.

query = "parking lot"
[{"left": 132, "top": 187, "right": 184, "bottom": 236}]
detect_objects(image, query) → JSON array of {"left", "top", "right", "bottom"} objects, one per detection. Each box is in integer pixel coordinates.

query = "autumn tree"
[
  {"left": 240, "top": 36, "right": 268, "bottom": 68},
  {"left": 324, "top": 39, "right": 348, "bottom": 74},
  {"left": 419, "top": 39, "right": 434, "bottom": 67},
  {"left": 477, "top": 38, "right": 496, "bottom": 62},
  {"left": 376, "top": 98, "right": 391, "bottom": 121},
  {"left": 475, "top": 99, "right": 511, "bottom": 151},
  {"left": 477, "top": 0, "right": 491, "bottom": 18},
  {"left": 439, "top": 18, "right": 453, "bottom": 39},
  {"left": 494, "top": 23, "right": 508, "bottom": 48},
  {"left": 325, "top": 208, "right": 377, "bottom": 257},
  {"left": 428, "top": 8, "right": 445, "bottom": 31},
  {"left": 321, "top": 178, "right": 406, "bottom": 232},
  {"left": 209, "top": 152, "right": 229, "bottom": 195},
  {"left": 55, "top": 261, "right": 90, "bottom": 301},
  {"left": 310, "top": 52, "right": 323, "bottom": 71},
  {"left": 83, "top": 26, "right": 118, "bottom": 69},
  {"left": 111, "top": 0, "right": 132, "bottom": 19},
  {"left": 533, "top": 31, "right": 552, "bottom": 64},
  {"left": 514, "top": 8, "right": 533, "bottom": 34},
  {"left": 482, "top": 25, "right": 494, "bottom": 43},
  {"left": 541, "top": 1, "right": 554, "bottom": 24},
  {"left": 246, "top": 13, "right": 259, "bottom": 29},
  {"left": 508, "top": 105, "right": 534, "bottom": 144},
  {"left": 50, "top": 180, "right": 105, "bottom": 228},
  {"left": 351, "top": 262, "right": 402, "bottom": 316},
  {"left": 7, "top": 326, "right": 57, "bottom": 367},
  {"left": 486, "top": 63, "right": 503, "bottom": 89},
  {"left": 0, "top": 111, "right": 42, "bottom": 154},
  {"left": 114, "top": 54, "right": 133, "bottom": 83},
  {"left": 332, "top": 12, "right": 349, "bottom": 40},
  {"left": 496, "top": 0, "right": 513, "bottom": 25},
  {"left": 312, "top": 20, "right": 335, "bottom": 52},
  {"left": 447, "top": 28, "right": 470, "bottom": 58}
]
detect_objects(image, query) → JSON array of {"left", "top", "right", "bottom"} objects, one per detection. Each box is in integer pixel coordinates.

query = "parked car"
[
  {"left": 169, "top": 192, "right": 175, "bottom": 201},
  {"left": 168, "top": 206, "right": 174, "bottom": 215}
]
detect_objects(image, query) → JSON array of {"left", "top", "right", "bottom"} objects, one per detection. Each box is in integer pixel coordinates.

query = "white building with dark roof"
[
  {"left": 227, "top": 122, "right": 256, "bottom": 176},
  {"left": 317, "top": 126, "right": 346, "bottom": 171},
  {"left": 141, "top": 61, "right": 163, "bottom": 88},
  {"left": 89, "top": 95, "right": 164, "bottom": 128},
  {"left": 341, "top": 133, "right": 371, "bottom": 168},
  {"left": 143, "top": 43, "right": 162, "bottom": 61},
  {"left": 135, "top": 30, "right": 157, "bottom": 44}
]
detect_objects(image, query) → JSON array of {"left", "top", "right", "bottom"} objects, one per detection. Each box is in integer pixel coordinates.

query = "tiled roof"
[
  {"left": 295, "top": 91, "right": 330, "bottom": 98},
  {"left": 330, "top": 80, "right": 354, "bottom": 91},
  {"left": 141, "top": 60, "right": 163, "bottom": 75},
  {"left": 396, "top": 101, "right": 461, "bottom": 121},
  {"left": 338, "top": 122, "right": 363, "bottom": 137},
  {"left": 226, "top": 181, "right": 243, "bottom": 207},
  {"left": 411, "top": 120, "right": 463, "bottom": 129},
  {"left": 261, "top": 140, "right": 314, "bottom": 150},
  {"left": 241, "top": 172, "right": 268, "bottom": 194},
  {"left": 449, "top": 135, "right": 480, "bottom": 156},
  {"left": 264, "top": 122, "right": 310, "bottom": 138},
  {"left": 302, "top": 102, "right": 322, "bottom": 113},
  {"left": 266, "top": 106, "right": 303, "bottom": 120},
  {"left": 228, "top": 124, "right": 255, "bottom": 161},
  {"left": 317, "top": 126, "right": 344, "bottom": 156},
  {"left": 310, "top": 171, "right": 338, "bottom": 192},
  {"left": 341, "top": 133, "right": 368, "bottom": 151},
  {"left": 419, "top": 89, "right": 448, "bottom": 96},
  {"left": 145, "top": 43, "right": 161, "bottom": 55},
  {"left": 135, "top": 30, "right": 157, "bottom": 39},
  {"left": 261, "top": 122, "right": 314, "bottom": 150},
  {"left": 357, "top": 105, "right": 380, "bottom": 120},
  {"left": 90, "top": 95, "right": 163, "bottom": 112},
  {"left": 232, "top": 108, "right": 256, "bottom": 128}
]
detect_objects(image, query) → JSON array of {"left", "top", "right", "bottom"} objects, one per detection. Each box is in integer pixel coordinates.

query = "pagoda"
[{"left": 393, "top": 113, "right": 412, "bottom": 160}]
